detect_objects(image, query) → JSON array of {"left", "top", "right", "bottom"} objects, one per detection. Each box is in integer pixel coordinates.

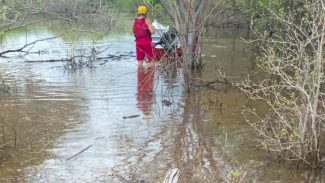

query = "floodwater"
[{"left": 0, "top": 22, "right": 324, "bottom": 183}]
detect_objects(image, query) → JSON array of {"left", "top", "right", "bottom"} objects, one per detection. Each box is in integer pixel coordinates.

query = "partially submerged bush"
[{"left": 241, "top": 0, "right": 325, "bottom": 167}]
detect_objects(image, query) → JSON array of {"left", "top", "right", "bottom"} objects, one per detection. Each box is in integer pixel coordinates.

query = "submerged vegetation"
[
  {"left": 0, "top": 0, "right": 325, "bottom": 178},
  {"left": 241, "top": 0, "right": 325, "bottom": 167}
]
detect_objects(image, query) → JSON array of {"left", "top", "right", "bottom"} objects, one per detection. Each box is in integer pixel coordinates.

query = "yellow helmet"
[{"left": 138, "top": 6, "right": 148, "bottom": 15}]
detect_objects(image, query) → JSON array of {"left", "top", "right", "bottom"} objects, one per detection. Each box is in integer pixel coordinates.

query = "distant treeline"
[
  {"left": 0, "top": 0, "right": 315, "bottom": 37},
  {"left": 0, "top": 0, "right": 149, "bottom": 9}
]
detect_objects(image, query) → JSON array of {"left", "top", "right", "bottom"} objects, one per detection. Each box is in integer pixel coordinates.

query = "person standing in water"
[{"left": 133, "top": 5, "right": 155, "bottom": 67}]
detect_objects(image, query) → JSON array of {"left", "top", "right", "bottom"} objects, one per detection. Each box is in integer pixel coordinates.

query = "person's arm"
[{"left": 146, "top": 19, "right": 155, "bottom": 35}]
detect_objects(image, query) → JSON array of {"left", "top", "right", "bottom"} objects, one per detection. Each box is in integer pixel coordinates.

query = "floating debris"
[
  {"left": 0, "top": 80, "right": 10, "bottom": 93},
  {"left": 123, "top": 115, "right": 140, "bottom": 119},
  {"left": 162, "top": 99, "right": 173, "bottom": 107},
  {"left": 163, "top": 168, "right": 180, "bottom": 183}
]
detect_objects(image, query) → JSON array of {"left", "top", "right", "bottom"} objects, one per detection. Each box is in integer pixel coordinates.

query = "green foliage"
[
  {"left": 106, "top": 0, "right": 141, "bottom": 10},
  {"left": 143, "top": 0, "right": 155, "bottom": 6},
  {"left": 242, "top": 0, "right": 325, "bottom": 166},
  {"left": 0, "top": 5, "right": 10, "bottom": 20},
  {"left": 231, "top": 171, "right": 240, "bottom": 178}
]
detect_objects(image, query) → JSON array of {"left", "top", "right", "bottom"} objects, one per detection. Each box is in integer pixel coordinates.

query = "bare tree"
[
  {"left": 160, "top": 0, "right": 206, "bottom": 69},
  {"left": 159, "top": 0, "right": 233, "bottom": 91},
  {"left": 0, "top": 0, "right": 113, "bottom": 58}
]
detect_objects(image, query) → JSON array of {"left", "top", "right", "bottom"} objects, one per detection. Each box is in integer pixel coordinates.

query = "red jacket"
[{"left": 133, "top": 18, "right": 152, "bottom": 42}]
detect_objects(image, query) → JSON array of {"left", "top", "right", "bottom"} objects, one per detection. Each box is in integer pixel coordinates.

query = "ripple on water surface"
[{"left": 1, "top": 32, "right": 324, "bottom": 182}]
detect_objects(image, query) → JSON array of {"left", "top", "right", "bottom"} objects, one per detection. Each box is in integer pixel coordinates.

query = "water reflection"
[
  {"left": 136, "top": 66, "right": 155, "bottom": 115},
  {"left": 170, "top": 92, "right": 223, "bottom": 182},
  {"left": 0, "top": 77, "right": 85, "bottom": 182},
  {"left": 1, "top": 22, "right": 325, "bottom": 182}
]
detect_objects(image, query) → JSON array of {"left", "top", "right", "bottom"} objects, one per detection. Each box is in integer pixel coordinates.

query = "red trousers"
[{"left": 136, "top": 39, "right": 154, "bottom": 61}]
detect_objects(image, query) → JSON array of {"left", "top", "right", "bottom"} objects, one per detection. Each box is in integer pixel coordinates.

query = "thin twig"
[{"left": 65, "top": 144, "right": 93, "bottom": 161}]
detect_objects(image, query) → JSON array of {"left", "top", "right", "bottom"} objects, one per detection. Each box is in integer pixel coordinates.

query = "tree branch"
[{"left": 0, "top": 32, "right": 67, "bottom": 57}]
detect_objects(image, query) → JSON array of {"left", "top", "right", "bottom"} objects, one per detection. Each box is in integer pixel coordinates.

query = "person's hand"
[{"left": 146, "top": 19, "right": 155, "bottom": 34}]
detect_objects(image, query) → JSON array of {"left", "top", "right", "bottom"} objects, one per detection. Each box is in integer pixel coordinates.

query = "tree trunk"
[{"left": 161, "top": 0, "right": 206, "bottom": 69}]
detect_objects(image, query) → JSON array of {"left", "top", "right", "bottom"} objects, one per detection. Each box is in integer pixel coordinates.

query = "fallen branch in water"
[
  {"left": 65, "top": 144, "right": 93, "bottom": 161},
  {"left": 113, "top": 173, "right": 130, "bottom": 183},
  {"left": 194, "top": 69, "right": 236, "bottom": 88},
  {"left": 197, "top": 77, "right": 234, "bottom": 88},
  {"left": 0, "top": 32, "right": 67, "bottom": 57},
  {"left": 25, "top": 55, "right": 131, "bottom": 63},
  {"left": 163, "top": 168, "right": 180, "bottom": 183},
  {"left": 0, "top": 140, "right": 14, "bottom": 149},
  {"left": 193, "top": 69, "right": 258, "bottom": 91},
  {"left": 0, "top": 120, "right": 17, "bottom": 148},
  {"left": 122, "top": 114, "right": 140, "bottom": 119}
]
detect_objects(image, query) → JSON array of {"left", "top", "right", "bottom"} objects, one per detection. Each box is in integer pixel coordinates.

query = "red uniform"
[{"left": 133, "top": 18, "right": 154, "bottom": 61}]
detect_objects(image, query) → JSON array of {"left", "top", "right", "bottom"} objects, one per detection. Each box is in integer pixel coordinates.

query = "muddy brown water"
[{"left": 0, "top": 27, "right": 324, "bottom": 183}]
